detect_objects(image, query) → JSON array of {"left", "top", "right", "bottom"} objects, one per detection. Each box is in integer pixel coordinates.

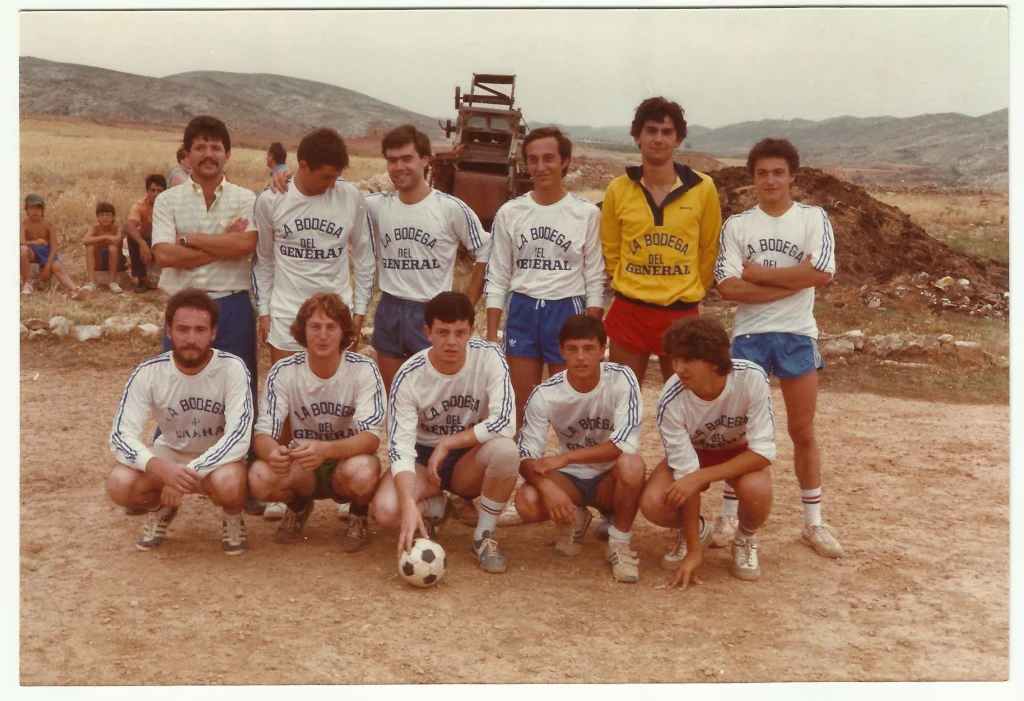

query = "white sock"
[
  {"left": 607, "top": 524, "right": 631, "bottom": 545},
  {"left": 802, "top": 487, "right": 822, "bottom": 527},
  {"left": 422, "top": 494, "right": 446, "bottom": 520},
  {"left": 722, "top": 486, "right": 739, "bottom": 517},
  {"left": 223, "top": 510, "right": 243, "bottom": 522},
  {"left": 475, "top": 496, "right": 505, "bottom": 541}
]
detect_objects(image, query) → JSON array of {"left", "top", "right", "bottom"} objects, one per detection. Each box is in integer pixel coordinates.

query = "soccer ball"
[{"left": 398, "top": 538, "right": 447, "bottom": 588}]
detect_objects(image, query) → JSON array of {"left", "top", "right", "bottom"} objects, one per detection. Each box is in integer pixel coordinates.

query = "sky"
[{"left": 17, "top": 5, "right": 1010, "bottom": 130}]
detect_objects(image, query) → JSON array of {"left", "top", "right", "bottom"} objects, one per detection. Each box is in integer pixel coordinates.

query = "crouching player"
[
  {"left": 640, "top": 317, "right": 775, "bottom": 586},
  {"left": 513, "top": 315, "right": 645, "bottom": 582},
  {"left": 106, "top": 289, "right": 254, "bottom": 554},
  {"left": 248, "top": 293, "right": 385, "bottom": 551},
  {"left": 372, "top": 292, "right": 519, "bottom": 574}
]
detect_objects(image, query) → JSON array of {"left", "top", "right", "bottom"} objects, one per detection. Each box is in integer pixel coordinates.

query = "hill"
[{"left": 19, "top": 56, "right": 442, "bottom": 140}]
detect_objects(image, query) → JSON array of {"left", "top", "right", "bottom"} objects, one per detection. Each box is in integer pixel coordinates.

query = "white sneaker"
[
  {"left": 82, "top": 282, "right": 97, "bottom": 293},
  {"left": 497, "top": 502, "right": 523, "bottom": 527},
  {"left": 554, "top": 507, "right": 592, "bottom": 556},
  {"left": 801, "top": 523, "right": 844, "bottom": 558},
  {"left": 108, "top": 282, "right": 123, "bottom": 293},
  {"left": 660, "top": 515, "right": 713, "bottom": 571},
  {"left": 21, "top": 282, "right": 32, "bottom": 295},
  {"left": 731, "top": 536, "right": 761, "bottom": 580},
  {"left": 709, "top": 514, "right": 739, "bottom": 548},
  {"left": 337, "top": 502, "right": 351, "bottom": 520},
  {"left": 263, "top": 502, "right": 287, "bottom": 520},
  {"left": 605, "top": 541, "right": 640, "bottom": 583}
]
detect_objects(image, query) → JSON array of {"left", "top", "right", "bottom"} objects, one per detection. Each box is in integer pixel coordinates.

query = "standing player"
[
  {"left": 365, "top": 125, "right": 489, "bottom": 395},
  {"left": 600, "top": 97, "right": 722, "bottom": 388},
  {"left": 105, "top": 289, "right": 254, "bottom": 555},
  {"left": 248, "top": 293, "right": 385, "bottom": 551},
  {"left": 252, "top": 127, "right": 375, "bottom": 365},
  {"left": 371, "top": 292, "right": 519, "bottom": 574},
  {"left": 513, "top": 315, "right": 645, "bottom": 583},
  {"left": 639, "top": 317, "right": 775, "bottom": 585},
  {"left": 485, "top": 126, "right": 605, "bottom": 429},
  {"left": 124, "top": 174, "right": 167, "bottom": 293},
  {"left": 713, "top": 138, "right": 841, "bottom": 559}
]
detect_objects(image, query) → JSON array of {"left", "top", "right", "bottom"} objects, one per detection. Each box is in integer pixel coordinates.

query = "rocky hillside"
[{"left": 19, "top": 56, "right": 442, "bottom": 139}]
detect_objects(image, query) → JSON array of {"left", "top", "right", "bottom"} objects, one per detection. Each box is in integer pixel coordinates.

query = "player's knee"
[
  {"left": 513, "top": 485, "right": 543, "bottom": 522},
  {"left": 19, "top": 246, "right": 29, "bottom": 260},
  {"left": 736, "top": 468, "right": 773, "bottom": 508},
  {"left": 371, "top": 489, "right": 401, "bottom": 531},
  {"left": 479, "top": 437, "right": 519, "bottom": 479},
  {"left": 787, "top": 420, "right": 816, "bottom": 448},
  {"left": 638, "top": 483, "right": 666, "bottom": 523},
  {"left": 615, "top": 453, "right": 646, "bottom": 489},
  {"left": 338, "top": 455, "right": 381, "bottom": 498},
  {"left": 207, "top": 463, "right": 248, "bottom": 504},
  {"left": 247, "top": 461, "right": 278, "bottom": 501},
  {"left": 105, "top": 467, "right": 136, "bottom": 506}
]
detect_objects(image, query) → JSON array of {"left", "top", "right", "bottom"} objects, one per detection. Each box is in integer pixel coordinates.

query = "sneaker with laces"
[
  {"left": 497, "top": 502, "right": 523, "bottom": 527},
  {"left": 424, "top": 493, "right": 454, "bottom": 540},
  {"left": 125, "top": 506, "right": 147, "bottom": 516},
  {"left": 709, "top": 514, "right": 739, "bottom": 548},
  {"left": 108, "top": 282, "right": 123, "bottom": 293},
  {"left": 82, "top": 282, "right": 97, "bottom": 293},
  {"left": 472, "top": 532, "right": 507, "bottom": 573},
  {"left": 605, "top": 541, "right": 640, "bottom": 583},
  {"left": 731, "top": 536, "right": 760, "bottom": 580},
  {"left": 554, "top": 507, "right": 593, "bottom": 557},
  {"left": 21, "top": 282, "right": 33, "bottom": 295},
  {"left": 337, "top": 502, "right": 350, "bottom": 520},
  {"left": 801, "top": 523, "right": 844, "bottom": 558},
  {"left": 221, "top": 513, "right": 248, "bottom": 555},
  {"left": 136, "top": 505, "right": 179, "bottom": 551},
  {"left": 660, "top": 515, "right": 713, "bottom": 571},
  {"left": 262, "top": 502, "right": 287, "bottom": 520},
  {"left": 595, "top": 512, "right": 614, "bottom": 541},
  {"left": 450, "top": 494, "right": 478, "bottom": 526},
  {"left": 341, "top": 513, "right": 370, "bottom": 552},
  {"left": 275, "top": 500, "right": 315, "bottom": 544}
]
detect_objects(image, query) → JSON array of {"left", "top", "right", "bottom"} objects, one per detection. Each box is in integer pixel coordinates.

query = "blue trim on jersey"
[
  {"left": 605, "top": 363, "right": 641, "bottom": 446},
  {"left": 436, "top": 191, "right": 483, "bottom": 250},
  {"left": 344, "top": 352, "right": 387, "bottom": 432},
  {"left": 469, "top": 339, "right": 514, "bottom": 435},
  {"left": 516, "top": 374, "right": 566, "bottom": 458},
  {"left": 714, "top": 208, "right": 756, "bottom": 282},
  {"left": 110, "top": 353, "right": 173, "bottom": 463},
  {"left": 656, "top": 376, "right": 686, "bottom": 427},
  {"left": 192, "top": 351, "right": 255, "bottom": 470},
  {"left": 264, "top": 352, "right": 306, "bottom": 440},
  {"left": 731, "top": 358, "right": 776, "bottom": 430},
  {"left": 387, "top": 354, "right": 428, "bottom": 464}
]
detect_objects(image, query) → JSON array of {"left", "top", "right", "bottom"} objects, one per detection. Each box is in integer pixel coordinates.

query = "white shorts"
[
  {"left": 268, "top": 315, "right": 302, "bottom": 352},
  {"left": 147, "top": 443, "right": 211, "bottom": 494}
]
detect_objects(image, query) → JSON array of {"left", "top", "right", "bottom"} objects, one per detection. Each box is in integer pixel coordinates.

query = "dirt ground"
[{"left": 19, "top": 347, "right": 1008, "bottom": 685}]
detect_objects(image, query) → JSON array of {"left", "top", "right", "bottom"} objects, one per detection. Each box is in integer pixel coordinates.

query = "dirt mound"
[{"left": 712, "top": 167, "right": 1008, "bottom": 316}]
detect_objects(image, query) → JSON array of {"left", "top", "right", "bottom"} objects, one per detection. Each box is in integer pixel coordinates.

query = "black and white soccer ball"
[{"left": 398, "top": 538, "right": 447, "bottom": 588}]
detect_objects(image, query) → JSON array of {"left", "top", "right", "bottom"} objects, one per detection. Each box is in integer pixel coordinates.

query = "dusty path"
[{"left": 19, "top": 355, "right": 1008, "bottom": 684}]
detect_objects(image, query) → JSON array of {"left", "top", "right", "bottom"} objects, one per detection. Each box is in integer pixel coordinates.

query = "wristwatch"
[{"left": 178, "top": 234, "right": 188, "bottom": 246}]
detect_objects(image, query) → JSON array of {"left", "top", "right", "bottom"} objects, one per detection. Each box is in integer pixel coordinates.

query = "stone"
[
  {"left": 103, "top": 316, "right": 139, "bottom": 336},
  {"left": 24, "top": 319, "right": 48, "bottom": 331},
  {"left": 842, "top": 330, "right": 866, "bottom": 350},
  {"left": 74, "top": 325, "right": 102, "bottom": 342},
  {"left": 933, "top": 276, "right": 955, "bottom": 290},
  {"left": 834, "top": 357, "right": 848, "bottom": 368},
  {"left": 820, "top": 338, "right": 856, "bottom": 356},
  {"left": 957, "top": 279, "right": 970, "bottom": 287},
  {"left": 137, "top": 323, "right": 161, "bottom": 338},
  {"left": 937, "top": 334, "right": 955, "bottom": 344},
  {"left": 28, "top": 329, "right": 48, "bottom": 340},
  {"left": 867, "top": 298, "right": 881, "bottom": 309},
  {"left": 899, "top": 337, "right": 939, "bottom": 358},
  {"left": 49, "top": 316, "right": 73, "bottom": 337},
  {"left": 20, "top": 323, "right": 29, "bottom": 337},
  {"left": 954, "top": 341, "right": 986, "bottom": 364}
]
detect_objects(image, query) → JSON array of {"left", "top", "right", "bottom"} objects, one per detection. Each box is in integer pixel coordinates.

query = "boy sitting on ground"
[
  {"left": 82, "top": 202, "right": 126, "bottom": 293},
  {"left": 19, "top": 193, "right": 82, "bottom": 297}
]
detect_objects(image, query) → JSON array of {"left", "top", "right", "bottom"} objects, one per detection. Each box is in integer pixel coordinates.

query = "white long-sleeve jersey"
[
  {"left": 713, "top": 203, "right": 836, "bottom": 338},
  {"left": 485, "top": 193, "right": 605, "bottom": 310},
  {"left": 109, "top": 350, "right": 254, "bottom": 477},
  {"left": 387, "top": 340, "right": 515, "bottom": 476},
  {"left": 252, "top": 179, "right": 376, "bottom": 317},
  {"left": 364, "top": 189, "right": 489, "bottom": 302},
  {"left": 518, "top": 363, "right": 642, "bottom": 479},
  {"left": 254, "top": 350, "right": 386, "bottom": 443},
  {"left": 656, "top": 359, "right": 776, "bottom": 480}
]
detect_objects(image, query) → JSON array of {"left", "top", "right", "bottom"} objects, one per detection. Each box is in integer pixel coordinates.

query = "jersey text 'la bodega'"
[{"left": 518, "top": 363, "right": 641, "bottom": 479}]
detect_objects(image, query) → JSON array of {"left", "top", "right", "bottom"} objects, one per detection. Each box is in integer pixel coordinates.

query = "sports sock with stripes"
[
  {"left": 735, "top": 521, "right": 758, "bottom": 542},
  {"left": 474, "top": 496, "right": 505, "bottom": 541},
  {"left": 722, "top": 486, "right": 739, "bottom": 517},
  {"left": 801, "top": 487, "right": 822, "bottom": 527}
]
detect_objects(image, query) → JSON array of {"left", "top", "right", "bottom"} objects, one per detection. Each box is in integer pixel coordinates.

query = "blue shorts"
[
  {"left": 731, "top": 332, "right": 824, "bottom": 379},
  {"left": 557, "top": 470, "right": 609, "bottom": 508},
  {"left": 28, "top": 245, "right": 57, "bottom": 263},
  {"left": 415, "top": 444, "right": 476, "bottom": 498},
  {"left": 503, "top": 292, "right": 585, "bottom": 364},
  {"left": 92, "top": 248, "right": 127, "bottom": 272},
  {"left": 372, "top": 292, "right": 430, "bottom": 359}
]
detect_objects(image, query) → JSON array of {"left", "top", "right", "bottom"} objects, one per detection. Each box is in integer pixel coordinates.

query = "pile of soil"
[{"left": 712, "top": 167, "right": 1009, "bottom": 316}]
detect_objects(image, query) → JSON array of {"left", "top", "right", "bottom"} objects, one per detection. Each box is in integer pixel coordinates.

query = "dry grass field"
[{"left": 17, "top": 118, "right": 1011, "bottom": 687}]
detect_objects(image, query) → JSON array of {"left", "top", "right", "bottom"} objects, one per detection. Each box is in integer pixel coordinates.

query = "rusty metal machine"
[{"left": 431, "top": 73, "right": 534, "bottom": 230}]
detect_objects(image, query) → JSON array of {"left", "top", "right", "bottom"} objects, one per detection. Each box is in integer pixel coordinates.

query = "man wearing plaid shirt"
[{"left": 152, "top": 115, "right": 259, "bottom": 402}]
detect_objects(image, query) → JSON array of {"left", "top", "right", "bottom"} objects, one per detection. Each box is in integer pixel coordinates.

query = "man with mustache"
[{"left": 105, "top": 289, "right": 254, "bottom": 555}]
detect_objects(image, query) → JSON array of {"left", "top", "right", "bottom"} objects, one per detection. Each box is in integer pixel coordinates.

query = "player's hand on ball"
[
  {"left": 669, "top": 550, "right": 702, "bottom": 591},
  {"left": 161, "top": 485, "right": 185, "bottom": 508},
  {"left": 289, "top": 442, "right": 325, "bottom": 471},
  {"left": 267, "top": 445, "right": 292, "bottom": 475},
  {"left": 397, "top": 508, "right": 430, "bottom": 558}
]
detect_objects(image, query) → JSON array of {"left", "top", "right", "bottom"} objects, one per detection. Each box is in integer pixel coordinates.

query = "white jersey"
[
  {"left": 254, "top": 350, "right": 386, "bottom": 443},
  {"left": 714, "top": 202, "right": 836, "bottom": 338},
  {"left": 387, "top": 340, "right": 515, "bottom": 476},
  {"left": 518, "top": 363, "right": 642, "bottom": 479},
  {"left": 656, "top": 359, "right": 776, "bottom": 480},
  {"left": 110, "top": 350, "right": 254, "bottom": 478},
  {"left": 252, "top": 178, "right": 376, "bottom": 317},
  {"left": 364, "top": 189, "right": 489, "bottom": 302},
  {"left": 485, "top": 192, "right": 605, "bottom": 310}
]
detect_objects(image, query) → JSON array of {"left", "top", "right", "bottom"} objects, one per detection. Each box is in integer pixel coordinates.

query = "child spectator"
[
  {"left": 82, "top": 202, "right": 125, "bottom": 293},
  {"left": 19, "top": 194, "right": 82, "bottom": 297},
  {"left": 125, "top": 174, "right": 167, "bottom": 292}
]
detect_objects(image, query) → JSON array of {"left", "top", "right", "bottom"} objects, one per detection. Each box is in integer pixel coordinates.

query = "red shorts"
[
  {"left": 604, "top": 295, "right": 699, "bottom": 357},
  {"left": 694, "top": 444, "right": 749, "bottom": 492}
]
